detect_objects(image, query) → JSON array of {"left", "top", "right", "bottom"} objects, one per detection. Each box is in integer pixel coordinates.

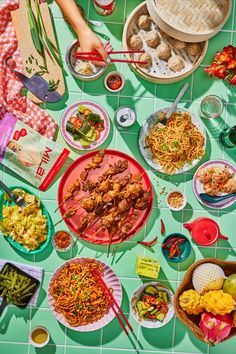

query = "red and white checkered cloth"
[{"left": 0, "top": 0, "right": 57, "bottom": 139}]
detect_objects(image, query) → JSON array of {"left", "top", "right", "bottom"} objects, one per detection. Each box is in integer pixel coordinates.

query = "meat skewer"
[
  {"left": 56, "top": 152, "right": 151, "bottom": 247},
  {"left": 54, "top": 150, "right": 105, "bottom": 212}
]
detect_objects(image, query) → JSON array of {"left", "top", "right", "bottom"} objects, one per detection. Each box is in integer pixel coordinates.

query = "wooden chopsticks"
[
  {"left": 73, "top": 50, "right": 147, "bottom": 65},
  {"left": 91, "top": 268, "right": 133, "bottom": 336}
]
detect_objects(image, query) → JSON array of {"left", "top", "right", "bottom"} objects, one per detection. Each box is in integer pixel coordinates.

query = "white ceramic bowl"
[
  {"left": 165, "top": 189, "right": 187, "bottom": 211},
  {"left": 66, "top": 39, "right": 107, "bottom": 81},
  {"left": 104, "top": 71, "right": 125, "bottom": 92},
  {"left": 29, "top": 326, "right": 50, "bottom": 348},
  {"left": 130, "top": 282, "right": 174, "bottom": 328}
]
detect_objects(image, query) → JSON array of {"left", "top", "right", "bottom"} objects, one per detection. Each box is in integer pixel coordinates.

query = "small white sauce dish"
[{"left": 165, "top": 189, "right": 187, "bottom": 211}]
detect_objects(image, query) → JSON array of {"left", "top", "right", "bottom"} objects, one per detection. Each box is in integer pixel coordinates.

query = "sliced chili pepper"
[
  {"left": 169, "top": 247, "right": 178, "bottom": 258},
  {"left": 74, "top": 118, "right": 83, "bottom": 129},
  {"left": 96, "top": 122, "right": 105, "bottom": 131},
  {"left": 95, "top": 129, "right": 101, "bottom": 141},
  {"left": 160, "top": 219, "right": 165, "bottom": 235},
  {"left": 162, "top": 237, "right": 179, "bottom": 247},
  {"left": 177, "top": 238, "right": 186, "bottom": 244},
  {"left": 146, "top": 313, "right": 156, "bottom": 319},
  {"left": 69, "top": 116, "right": 77, "bottom": 124},
  {"left": 176, "top": 245, "right": 181, "bottom": 258},
  {"left": 137, "top": 236, "right": 158, "bottom": 248}
]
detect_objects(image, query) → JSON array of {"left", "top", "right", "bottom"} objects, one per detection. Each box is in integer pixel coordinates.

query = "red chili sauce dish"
[
  {"left": 52, "top": 231, "right": 73, "bottom": 252},
  {"left": 105, "top": 72, "right": 124, "bottom": 92}
]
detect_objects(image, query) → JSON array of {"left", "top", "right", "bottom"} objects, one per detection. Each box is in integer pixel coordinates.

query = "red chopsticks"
[
  {"left": 91, "top": 269, "right": 133, "bottom": 336},
  {"left": 73, "top": 50, "right": 147, "bottom": 65}
]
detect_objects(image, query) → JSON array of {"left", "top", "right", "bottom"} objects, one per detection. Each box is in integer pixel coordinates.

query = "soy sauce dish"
[
  {"left": 29, "top": 326, "right": 50, "bottom": 348},
  {"left": 104, "top": 71, "right": 125, "bottom": 92}
]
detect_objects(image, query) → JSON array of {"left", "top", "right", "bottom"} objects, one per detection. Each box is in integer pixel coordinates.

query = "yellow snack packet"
[{"left": 136, "top": 256, "right": 161, "bottom": 279}]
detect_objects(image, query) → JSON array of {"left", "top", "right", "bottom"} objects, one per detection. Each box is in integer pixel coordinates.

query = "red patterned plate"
[{"left": 58, "top": 149, "right": 153, "bottom": 244}]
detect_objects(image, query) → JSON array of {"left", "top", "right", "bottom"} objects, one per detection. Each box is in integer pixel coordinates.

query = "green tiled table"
[{"left": 0, "top": 0, "right": 236, "bottom": 353}]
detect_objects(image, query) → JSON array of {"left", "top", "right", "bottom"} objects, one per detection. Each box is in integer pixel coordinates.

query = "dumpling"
[
  {"left": 128, "top": 34, "right": 143, "bottom": 50},
  {"left": 78, "top": 62, "right": 93, "bottom": 76},
  {"left": 168, "top": 55, "right": 185, "bottom": 72},
  {"left": 221, "top": 178, "right": 236, "bottom": 193},
  {"left": 138, "top": 52, "right": 152, "bottom": 68},
  {"left": 145, "top": 31, "right": 160, "bottom": 48},
  {"left": 156, "top": 42, "right": 171, "bottom": 61},
  {"left": 186, "top": 43, "right": 202, "bottom": 56},
  {"left": 170, "top": 38, "right": 186, "bottom": 50},
  {"left": 136, "top": 14, "right": 152, "bottom": 30}
]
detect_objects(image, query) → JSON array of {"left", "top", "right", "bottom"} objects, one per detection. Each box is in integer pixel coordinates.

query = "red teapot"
[{"left": 183, "top": 217, "right": 228, "bottom": 246}]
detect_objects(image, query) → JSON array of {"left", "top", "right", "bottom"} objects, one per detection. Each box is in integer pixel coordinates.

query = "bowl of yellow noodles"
[{"left": 139, "top": 107, "right": 206, "bottom": 175}]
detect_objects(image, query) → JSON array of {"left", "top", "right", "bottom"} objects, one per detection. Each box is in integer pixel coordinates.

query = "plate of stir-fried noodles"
[
  {"left": 48, "top": 258, "right": 122, "bottom": 331},
  {"left": 139, "top": 108, "right": 206, "bottom": 175}
]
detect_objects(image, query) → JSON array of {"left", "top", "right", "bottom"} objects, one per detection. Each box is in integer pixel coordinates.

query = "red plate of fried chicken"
[{"left": 58, "top": 150, "right": 153, "bottom": 246}]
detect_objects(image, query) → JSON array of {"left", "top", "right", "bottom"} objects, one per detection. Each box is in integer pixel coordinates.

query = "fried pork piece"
[
  {"left": 101, "top": 160, "right": 128, "bottom": 180},
  {"left": 82, "top": 180, "right": 98, "bottom": 192},
  {"left": 120, "top": 223, "right": 132, "bottom": 235},
  {"left": 80, "top": 170, "right": 89, "bottom": 181},
  {"left": 101, "top": 214, "right": 115, "bottom": 228},
  {"left": 134, "top": 191, "right": 151, "bottom": 210},
  {"left": 77, "top": 213, "right": 95, "bottom": 233},
  {"left": 97, "top": 179, "right": 112, "bottom": 193},
  {"left": 119, "top": 173, "right": 132, "bottom": 188},
  {"left": 118, "top": 199, "right": 131, "bottom": 213},
  {"left": 102, "top": 190, "right": 118, "bottom": 204},
  {"left": 80, "top": 197, "right": 95, "bottom": 212},
  {"left": 80, "top": 150, "right": 105, "bottom": 181},
  {"left": 122, "top": 183, "right": 143, "bottom": 199},
  {"left": 67, "top": 179, "right": 80, "bottom": 193}
]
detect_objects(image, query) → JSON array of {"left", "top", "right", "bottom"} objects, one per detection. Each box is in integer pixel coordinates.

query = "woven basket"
[
  {"left": 147, "top": 0, "right": 232, "bottom": 42},
  {"left": 174, "top": 258, "right": 236, "bottom": 344},
  {"left": 122, "top": 1, "right": 208, "bottom": 84}
]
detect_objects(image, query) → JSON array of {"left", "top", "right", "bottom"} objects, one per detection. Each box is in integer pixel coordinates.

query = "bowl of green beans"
[{"left": 0, "top": 263, "right": 40, "bottom": 316}]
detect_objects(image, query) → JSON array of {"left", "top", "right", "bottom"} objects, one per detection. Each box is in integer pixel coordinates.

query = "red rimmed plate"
[
  {"left": 60, "top": 100, "right": 110, "bottom": 150},
  {"left": 58, "top": 149, "right": 153, "bottom": 244}
]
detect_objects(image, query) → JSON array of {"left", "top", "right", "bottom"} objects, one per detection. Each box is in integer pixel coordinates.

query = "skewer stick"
[{"left": 54, "top": 198, "right": 70, "bottom": 213}]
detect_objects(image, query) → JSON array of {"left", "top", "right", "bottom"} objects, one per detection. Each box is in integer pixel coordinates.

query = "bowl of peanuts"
[{"left": 165, "top": 189, "right": 187, "bottom": 211}]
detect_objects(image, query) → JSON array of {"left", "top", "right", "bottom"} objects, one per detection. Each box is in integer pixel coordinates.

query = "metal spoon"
[{"left": 199, "top": 192, "right": 236, "bottom": 203}]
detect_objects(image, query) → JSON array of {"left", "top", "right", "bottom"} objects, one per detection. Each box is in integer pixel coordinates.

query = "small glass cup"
[{"left": 200, "top": 95, "right": 223, "bottom": 119}]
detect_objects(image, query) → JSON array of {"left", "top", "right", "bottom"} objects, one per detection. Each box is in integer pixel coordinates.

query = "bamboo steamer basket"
[
  {"left": 174, "top": 258, "right": 236, "bottom": 344},
  {"left": 147, "top": 0, "right": 232, "bottom": 42},
  {"left": 122, "top": 1, "right": 208, "bottom": 84}
]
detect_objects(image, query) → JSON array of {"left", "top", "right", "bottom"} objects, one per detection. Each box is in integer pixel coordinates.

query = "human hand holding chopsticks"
[{"left": 73, "top": 49, "right": 148, "bottom": 65}]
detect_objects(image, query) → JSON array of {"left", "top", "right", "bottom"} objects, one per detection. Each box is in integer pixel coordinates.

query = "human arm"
[{"left": 55, "top": 0, "right": 108, "bottom": 61}]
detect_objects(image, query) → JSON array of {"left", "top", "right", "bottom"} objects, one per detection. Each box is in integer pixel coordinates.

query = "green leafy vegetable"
[
  {"left": 26, "top": 0, "right": 43, "bottom": 55},
  {"left": 48, "top": 79, "right": 60, "bottom": 91}
]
